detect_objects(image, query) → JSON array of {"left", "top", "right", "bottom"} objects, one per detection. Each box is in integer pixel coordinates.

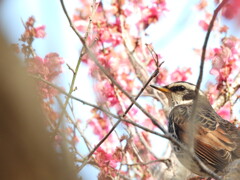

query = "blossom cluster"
[
  {"left": 210, "top": 36, "right": 240, "bottom": 86},
  {"left": 206, "top": 36, "right": 240, "bottom": 121},
  {"left": 27, "top": 53, "right": 64, "bottom": 99},
  {"left": 14, "top": 16, "right": 46, "bottom": 58},
  {"left": 14, "top": 17, "right": 64, "bottom": 125},
  {"left": 222, "top": 0, "right": 240, "bottom": 19}
]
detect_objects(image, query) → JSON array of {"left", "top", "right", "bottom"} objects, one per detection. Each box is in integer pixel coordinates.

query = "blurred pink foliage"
[
  {"left": 21, "top": 16, "right": 46, "bottom": 41},
  {"left": 217, "top": 102, "right": 231, "bottom": 120},
  {"left": 222, "top": 0, "right": 240, "bottom": 19},
  {"left": 16, "top": 17, "right": 64, "bottom": 124},
  {"left": 95, "top": 147, "right": 123, "bottom": 179},
  {"left": 209, "top": 36, "right": 240, "bottom": 89}
]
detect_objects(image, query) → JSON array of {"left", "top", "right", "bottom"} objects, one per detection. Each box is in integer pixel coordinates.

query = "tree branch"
[
  {"left": 122, "top": 159, "right": 170, "bottom": 167},
  {"left": 195, "top": 0, "right": 229, "bottom": 93},
  {"left": 120, "top": 15, "right": 169, "bottom": 110},
  {"left": 188, "top": 1, "right": 228, "bottom": 179},
  {"left": 55, "top": 0, "right": 97, "bottom": 135},
  {"left": 213, "top": 72, "right": 240, "bottom": 110}
]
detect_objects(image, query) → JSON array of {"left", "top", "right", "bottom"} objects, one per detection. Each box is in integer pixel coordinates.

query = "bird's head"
[{"left": 150, "top": 81, "right": 206, "bottom": 108}]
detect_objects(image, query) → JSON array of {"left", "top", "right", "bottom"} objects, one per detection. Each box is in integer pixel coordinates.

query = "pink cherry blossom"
[
  {"left": 199, "top": 20, "right": 209, "bottom": 31},
  {"left": 156, "top": 68, "right": 168, "bottom": 85},
  {"left": 94, "top": 147, "right": 122, "bottom": 179},
  {"left": 222, "top": 0, "right": 240, "bottom": 19},
  {"left": 34, "top": 25, "right": 46, "bottom": 38},
  {"left": 217, "top": 102, "right": 231, "bottom": 120},
  {"left": 207, "top": 83, "right": 219, "bottom": 104},
  {"left": 94, "top": 79, "right": 119, "bottom": 107},
  {"left": 210, "top": 36, "right": 240, "bottom": 85},
  {"left": 170, "top": 67, "right": 192, "bottom": 82},
  {"left": 139, "top": 4, "right": 166, "bottom": 29},
  {"left": 27, "top": 53, "right": 64, "bottom": 99}
]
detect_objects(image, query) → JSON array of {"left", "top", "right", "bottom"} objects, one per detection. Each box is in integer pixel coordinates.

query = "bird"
[{"left": 150, "top": 81, "right": 240, "bottom": 177}]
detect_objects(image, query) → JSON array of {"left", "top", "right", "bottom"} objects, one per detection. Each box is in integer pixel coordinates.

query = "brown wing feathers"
[
  {"left": 195, "top": 139, "right": 230, "bottom": 171},
  {"left": 169, "top": 104, "right": 240, "bottom": 171}
]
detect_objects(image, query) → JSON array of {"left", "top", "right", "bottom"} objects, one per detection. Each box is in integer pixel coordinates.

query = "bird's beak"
[{"left": 150, "top": 85, "right": 171, "bottom": 93}]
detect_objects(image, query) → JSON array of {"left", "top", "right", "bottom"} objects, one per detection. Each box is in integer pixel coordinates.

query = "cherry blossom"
[
  {"left": 34, "top": 25, "right": 46, "bottom": 38},
  {"left": 222, "top": 0, "right": 240, "bottom": 19},
  {"left": 94, "top": 147, "right": 122, "bottom": 179},
  {"left": 217, "top": 102, "right": 231, "bottom": 120},
  {"left": 210, "top": 36, "right": 240, "bottom": 87},
  {"left": 170, "top": 67, "right": 192, "bottom": 82},
  {"left": 199, "top": 20, "right": 209, "bottom": 31}
]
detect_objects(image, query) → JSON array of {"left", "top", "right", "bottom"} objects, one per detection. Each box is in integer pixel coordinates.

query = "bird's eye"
[{"left": 170, "top": 85, "right": 186, "bottom": 92}]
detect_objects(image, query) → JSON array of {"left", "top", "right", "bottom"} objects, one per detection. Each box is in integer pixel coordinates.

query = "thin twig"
[
  {"left": 195, "top": 0, "right": 229, "bottom": 92},
  {"left": 122, "top": 159, "right": 170, "bottom": 167},
  {"left": 123, "top": 119, "right": 167, "bottom": 139},
  {"left": 55, "top": 0, "right": 97, "bottom": 135},
  {"left": 146, "top": 44, "right": 158, "bottom": 64},
  {"left": 135, "top": 127, "right": 159, "bottom": 159},
  {"left": 66, "top": 64, "right": 75, "bottom": 75},
  {"left": 213, "top": 72, "right": 240, "bottom": 110},
  {"left": 187, "top": 1, "right": 228, "bottom": 179},
  {"left": 60, "top": 0, "right": 84, "bottom": 42},
  {"left": 120, "top": 16, "right": 169, "bottom": 111},
  {"left": 56, "top": 96, "right": 93, "bottom": 151},
  {"left": 192, "top": 0, "right": 229, "bottom": 113}
]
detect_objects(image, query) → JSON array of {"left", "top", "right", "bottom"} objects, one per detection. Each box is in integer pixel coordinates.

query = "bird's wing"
[{"left": 169, "top": 104, "right": 240, "bottom": 171}]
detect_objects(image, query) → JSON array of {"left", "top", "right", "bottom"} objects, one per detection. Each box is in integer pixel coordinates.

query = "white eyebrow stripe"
[{"left": 168, "top": 82, "right": 205, "bottom": 95}]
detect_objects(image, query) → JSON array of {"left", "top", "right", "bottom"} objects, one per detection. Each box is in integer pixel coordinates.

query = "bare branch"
[
  {"left": 122, "top": 159, "right": 170, "bottom": 167},
  {"left": 195, "top": 0, "right": 229, "bottom": 92},
  {"left": 56, "top": 0, "right": 98, "bottom": 135},
  {"left": 135, "top": 127, "right": 160, "bottom": 159},
  {"left": 187, "top": 1, "right": 228, "bottom": 179},
  {"left": 66, "top": 64, "right": 75, "bottom": 75},
  {"left": 213, "top": 72, "right": 240, "bottom": 110},
  {"left": 120, "top": 15, "right": 169, "bottom": 112},
  {"left": 55, "top": 96, "right": 93, "bottom": 151}
]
